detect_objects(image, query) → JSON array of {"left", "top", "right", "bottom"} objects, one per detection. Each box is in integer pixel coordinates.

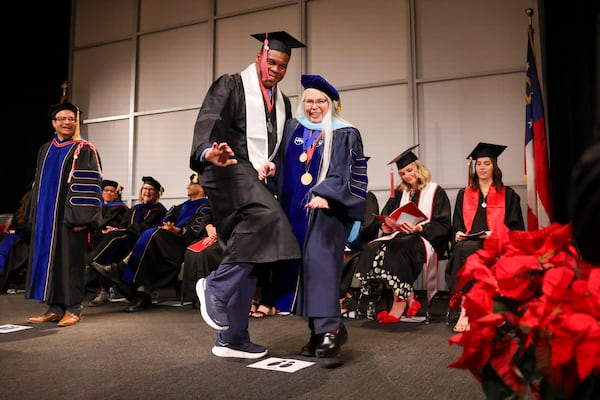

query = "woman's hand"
[
  {"left": 102, "top": 226, "right": 119, "bottom": 234},
  {"left": 305, "top": 196, "right": 329, "bottom": 209},
  {"left": 399, "top": 221, "right": 423, "bottom": 234},
  {"left": 161, "top": 221, "right": 180, "bottom": 233},
  {"left": 381, "top": 223, "right": 394, "bottom": 234},
  {"left": 258, "top": 162, "right": 276, "bottom": 181}
]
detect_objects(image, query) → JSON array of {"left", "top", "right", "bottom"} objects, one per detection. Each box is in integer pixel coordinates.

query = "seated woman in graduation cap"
[
  {"left": 445, "top": 142, "right": 524, "bottom": 332},
  {"left": 354, "top": 145, "right": 452, "bottom": 323},
  {"left": 88, "top": 176, "right": 167, "bottom": 289}
]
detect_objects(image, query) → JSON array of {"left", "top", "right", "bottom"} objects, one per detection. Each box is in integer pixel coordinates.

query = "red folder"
[
  {"left": 374, "top": 202, "right": 428, "bottom": 231},
  {"left": 187, "top": 236, "right": 217, "bottom": 253}
]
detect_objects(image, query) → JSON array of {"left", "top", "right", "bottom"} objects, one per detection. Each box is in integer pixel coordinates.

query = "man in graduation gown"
[
  {"left": 190, "top": 31, "right": 303, "bottom": 359},
  {"left": 26, "top": 102, "right": 103, "bottom": 327}
]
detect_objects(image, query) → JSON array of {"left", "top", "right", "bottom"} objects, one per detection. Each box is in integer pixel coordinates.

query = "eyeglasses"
[
  {"left": 54, "top": 116, "right": 76, "bottom": 123},
  {"left": 304, "top": 99, "right": 328, "bottom": 106},
  {"left": 103, "top": 188, "right": 117, "bottom": 193}
]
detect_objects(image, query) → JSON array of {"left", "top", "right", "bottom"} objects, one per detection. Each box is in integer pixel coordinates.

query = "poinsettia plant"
[{"left": 448, "top": 223, "right": 599, "bottom": 400}]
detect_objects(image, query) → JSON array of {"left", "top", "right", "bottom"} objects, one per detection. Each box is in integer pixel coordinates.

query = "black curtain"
[{"left": 540, "top": 0, "right": 600, "bottom": 223}]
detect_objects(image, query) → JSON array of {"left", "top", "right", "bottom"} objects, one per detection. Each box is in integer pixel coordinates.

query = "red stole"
[{"left": 462, "top": 185, "right": 506, "bottom": 233}]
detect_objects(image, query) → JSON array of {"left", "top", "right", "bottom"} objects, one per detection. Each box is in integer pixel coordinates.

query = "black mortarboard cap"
[
  {"left": 301, "top": 74, "right": 340, "bottom": 101},
  {"left": 250, "top": 31, "right": 305, "bottom": 55},
  {"left": 467, "top": 142, "right": 507, "bottom": 160},
  {"left": 142, "top": 176, "right": 163, "bottom": 192},
  {"left": 190, "top": 173, "right": 200, "bottom": 184},
  {"left": 48, "top": 102, "right": 80, "bottom": 119},
  {"left": 102, "top": 179, "right": 123, "bottom": 194},
  {"left": 102, "top": 179, "right": 118, "bottom": 188},
  {"left": 388, "top": 144, "right": 420, "bottom": 169}
]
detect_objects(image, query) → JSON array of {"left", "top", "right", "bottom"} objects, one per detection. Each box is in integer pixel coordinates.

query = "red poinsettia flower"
[{"left": 448, "top": 223, "right": 600, "bottom": 399}]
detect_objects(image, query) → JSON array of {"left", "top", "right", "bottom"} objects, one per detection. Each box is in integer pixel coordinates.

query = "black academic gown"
[
  {"left": 340, "top": 191, "right": 380, "bottom": 297},
  {"left": 181, "top": 241, "right": 223, "bottom": 302},
  {"left": 89, "top": 201, "right": 129, "bottom": 249},
  {"left": 0, "top": 218, "right": 31, "bottom": 291},
  {"left": 445, "top": 186, "right": 524, "bottom": 292},
  {"left": 128, "top": 198, "right": 215, "bottom": 291},
  {"left": 189, "top": 72, "right": 301, "bottom": 265},
  {"left": 354, "top": 185, "right": 452, "bottom": 299},
  {"left": 25, "top": 137, "right": 103, "bottom": 304},
  {"left": 89, "top": 202, "right": 167, "bottom": 265}
]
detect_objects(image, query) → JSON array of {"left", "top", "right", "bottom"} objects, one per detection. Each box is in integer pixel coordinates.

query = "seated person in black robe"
[
  {"left": 85, "top": 179, "right": 128, "bottom": 303},
  {"left": 445, "top": 143, "right": 524, "bottom": 332},
  {"left": 182, "top": 236, "right": 223, "bottom": 309},
  {"left": 98, "top": 174, "right": 218, "bottom": 312},
  {"left": 0, "top": 183, "right": 32, "bottom": 293},
  {"left": 354, "top": 146, "right": 452, "bottom": 324},
  {"left": 88, "top": 176, "right": 166, "bottom": 302},
  {"left": 339, "top": 190, "right": 379, "bottom": 316}
]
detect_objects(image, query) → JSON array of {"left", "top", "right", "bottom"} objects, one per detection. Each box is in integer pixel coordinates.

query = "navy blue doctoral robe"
[
  {"left": 26, "top": 137, "right": 102, "bottom": 303},
  {"left": 276, "top": 119, "right": 368, "bottom": 317}
]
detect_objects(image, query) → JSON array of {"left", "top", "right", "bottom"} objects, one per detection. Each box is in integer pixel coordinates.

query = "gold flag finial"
[{"left": 526, "top": 8, "right": 534, "bottom": 28}]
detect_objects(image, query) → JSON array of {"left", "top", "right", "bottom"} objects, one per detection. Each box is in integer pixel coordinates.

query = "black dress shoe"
[
  {"left": 125, "top": 292, "right": 152, "bottom": 312},
  {"left": 315, "top": 324, "right": 348, "bottom": 359},
  {"left": 300, "top": 333, "right": 322, "bottom": 357}
]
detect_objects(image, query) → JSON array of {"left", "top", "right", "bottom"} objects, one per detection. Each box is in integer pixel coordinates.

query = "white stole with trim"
[{"left": 240, "top": 63, "right": 286, "bottom": 170}]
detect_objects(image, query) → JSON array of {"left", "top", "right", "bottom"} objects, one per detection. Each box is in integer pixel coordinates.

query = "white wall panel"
[
  {"left": 86, "top": 119, "right": 131, "bottom": 199},
  {"left": 216, "top": 0, "right": 286, "bottom": 16},
  {"left": 307, "top": 0, "right": 409, "bottom": 86},
  {"left": 72, "top": 41, "right": 133, "bottom": 119},
  {"left": 134, "top": 109, "right": 199, "bottom": 201},
  {"left": 418, "top": 73, "right": 524, "bottom": 187},
  {"left": 74, "top": 0, "right": 136, "bottom": 47},
  {"left": 415, "top": 0, "right": 536, "bottom": 78},
  {"left": 137, "top": 24, "right": 211, "bottom": 111},
  {"left": 340, "top": 85, "right": 410, "bottom": 191},
  {"left": 140, "top": 0, "right": 210, "bottom": 32}
]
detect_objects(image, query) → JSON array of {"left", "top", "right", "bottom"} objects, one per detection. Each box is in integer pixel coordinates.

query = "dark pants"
[{"left": 206, "top": 262, "right": 257, "bottom": 345}]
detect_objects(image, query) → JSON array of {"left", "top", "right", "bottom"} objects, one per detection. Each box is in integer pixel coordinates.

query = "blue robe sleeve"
[
  {"left": 311, "top": 127, "right": 368, "bottom": 221},
  {"left": 64, "top": 142, "right": 102, "bottom": 229}
]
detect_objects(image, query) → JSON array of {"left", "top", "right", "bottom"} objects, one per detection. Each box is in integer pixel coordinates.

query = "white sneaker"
[{"left": 212, "top": 339, "right": 268, "bottom": 359}]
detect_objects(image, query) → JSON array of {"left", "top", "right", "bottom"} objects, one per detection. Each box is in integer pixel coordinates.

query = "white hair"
[{"left": 295, "top": 90, "right": 353, "bottom": 185}]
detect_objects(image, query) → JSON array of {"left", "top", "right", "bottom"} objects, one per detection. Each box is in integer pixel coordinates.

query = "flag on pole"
[{"left": 524, "top": 24, "right": 553, "bottom": 230}]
